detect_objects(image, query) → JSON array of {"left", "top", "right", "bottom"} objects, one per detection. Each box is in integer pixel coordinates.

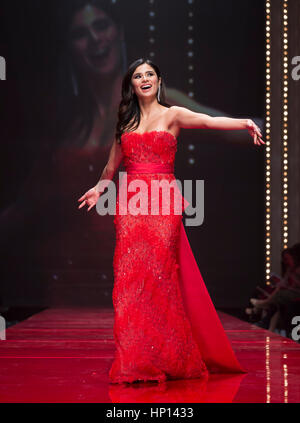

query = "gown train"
[{"left": 109, "top": 131, "right": 245, "bottom": 384}]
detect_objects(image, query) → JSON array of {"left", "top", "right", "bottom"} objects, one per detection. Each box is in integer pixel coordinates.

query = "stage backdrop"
[{"left": 0, "top": 0, "right": 265, "bottom": 308}]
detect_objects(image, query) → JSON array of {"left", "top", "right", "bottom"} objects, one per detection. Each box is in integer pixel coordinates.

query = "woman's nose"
[{"left": 88, "top": 28, "right": 100, "bottom": 43}]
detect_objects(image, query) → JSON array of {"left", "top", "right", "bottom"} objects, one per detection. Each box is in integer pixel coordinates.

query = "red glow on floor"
[{"left": 0, "top": 308, "right": 299, "bottom": 403}]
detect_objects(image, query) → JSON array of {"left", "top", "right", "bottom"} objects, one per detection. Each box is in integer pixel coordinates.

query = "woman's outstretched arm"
[
  {"left": 78, "top": 137, "right": 123, "bottom": 211},
  {"left": 171, "top": 105, "right": 265, "bottom": 145},
  {"left": 94, "top": 138, "right": 123, "bottom": 193}
]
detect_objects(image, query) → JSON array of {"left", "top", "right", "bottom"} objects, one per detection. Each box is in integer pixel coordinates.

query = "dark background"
[{"left": 0, "top": 0, "right": 265, "bottom": 310}]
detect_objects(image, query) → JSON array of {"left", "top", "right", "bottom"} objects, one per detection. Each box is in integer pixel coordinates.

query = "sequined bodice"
[{"left": 121, "top": 130, "right": 177, "bottom": 167}]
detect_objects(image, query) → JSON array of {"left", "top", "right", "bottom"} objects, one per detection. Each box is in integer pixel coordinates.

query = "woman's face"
[
  {"left": 131, "top": 63, "right": 161, "bottom": 100},
  {"left": 69, "top": 4, "right": 122, "bottom": 74}
]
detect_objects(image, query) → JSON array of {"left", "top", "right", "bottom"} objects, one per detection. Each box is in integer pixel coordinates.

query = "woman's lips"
[
  {"left": 88, "top": 47, "right": 110, "bottom": 65},
  {"left": 141, "top": 85, "right": 152, "bottom": 91},
  {"left": 90, "top": 46, "right": 109, "bottom": 58}
]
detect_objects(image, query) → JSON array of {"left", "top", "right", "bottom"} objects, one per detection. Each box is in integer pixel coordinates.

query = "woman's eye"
[
  {"left": 135, "top": 73, "right": 153, "bottom": 78},
  {"left": 70, "top": 19, "right": 111, "bottom": 41},
  {"left": 93, "top": 19, "right": 111, "bottom": 31}
]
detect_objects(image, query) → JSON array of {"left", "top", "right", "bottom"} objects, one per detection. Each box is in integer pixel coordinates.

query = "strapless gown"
[{"left": 109, "top": 130, "right": 245, "bottom": 384}]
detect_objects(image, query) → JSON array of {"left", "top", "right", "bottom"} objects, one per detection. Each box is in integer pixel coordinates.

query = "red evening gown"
[{"left": 109, "top": 130, "right": 245, "bottom": 384}]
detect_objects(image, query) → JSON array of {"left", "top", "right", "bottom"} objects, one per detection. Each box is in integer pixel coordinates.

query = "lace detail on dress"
[
  {"left": 121, "top": 131, "right": 177, "bottom": 167},
  {"left": 109, "top": 131, "right": 209, "bottom": 384}
]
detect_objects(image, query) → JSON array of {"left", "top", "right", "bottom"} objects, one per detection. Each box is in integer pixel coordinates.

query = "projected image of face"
[{"left": 69, "top": 3, "right": 122, "bottom": 74}]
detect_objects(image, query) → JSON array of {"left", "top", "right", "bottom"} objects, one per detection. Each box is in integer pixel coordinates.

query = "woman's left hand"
[{"left": 246, "top": 119, "right": 265, "bottom": 146}]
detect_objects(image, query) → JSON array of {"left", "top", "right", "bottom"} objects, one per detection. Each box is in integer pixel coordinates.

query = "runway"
[{"left": 0, "top": 308, "right": 299, "bottom": 403}]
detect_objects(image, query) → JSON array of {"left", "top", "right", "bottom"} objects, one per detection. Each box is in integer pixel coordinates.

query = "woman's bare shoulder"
[
  {"left": 165, "top": 105, "right": 187, "bottom": 120},
  {"left": 164, "top": 106, "right": 182, "bottom": 136}
]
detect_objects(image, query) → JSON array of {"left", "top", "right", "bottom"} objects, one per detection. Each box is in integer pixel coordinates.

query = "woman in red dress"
[{"left": 78, "top": 58, "right": 264, "bottom": 384}]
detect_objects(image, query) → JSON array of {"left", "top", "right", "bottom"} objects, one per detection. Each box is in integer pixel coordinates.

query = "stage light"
[
  {"left": 187, "top": 0, "right": 195, "bottom": 100},
  {"left": 148, "top": 2, "right": 156, "bottom": 56},
  {"left": 265, "top": 0, "right": 272, "bottom": 284}
]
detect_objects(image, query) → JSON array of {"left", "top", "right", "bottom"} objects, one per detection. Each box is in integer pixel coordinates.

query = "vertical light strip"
[
  {"left": 148, "top": 0, "right": 156, "bottom": 59},
  {"left": 265, "top": 1, "right": 271, "bottom": 284},
  {"left": 186, "top": 0, "right": 196, "bottom": 166},
  {"left": 283, "top": 354, "right": 289, "bottom": 403},
  {"left": 282, "top": 1, "right": 289, "bottom": 250},
  {"left": 187, "top": 0, "right": 195, "bottom": 99},
  {"left": 265, "top": 336, "right": 271, "bottom": 403}
]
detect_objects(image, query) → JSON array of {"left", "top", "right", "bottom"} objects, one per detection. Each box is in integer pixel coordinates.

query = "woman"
[
  {"left": 78, "top": 58, "right": 264, "bottom": 384},
  {"left": 0, "top": 0, "right": 128, "bottom": 306},
  {"left": 1, "top": 0, "right": 252, "bottom": 307}
]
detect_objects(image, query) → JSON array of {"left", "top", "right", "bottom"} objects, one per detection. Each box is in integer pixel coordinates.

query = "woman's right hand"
[{"left": 77, "top": 187, "right": 101, "bottom": 212}]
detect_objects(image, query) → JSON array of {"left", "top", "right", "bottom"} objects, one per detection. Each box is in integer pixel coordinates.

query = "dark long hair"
[{"left": 115, "top": 58, "right": 171, "bottom": 144}]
